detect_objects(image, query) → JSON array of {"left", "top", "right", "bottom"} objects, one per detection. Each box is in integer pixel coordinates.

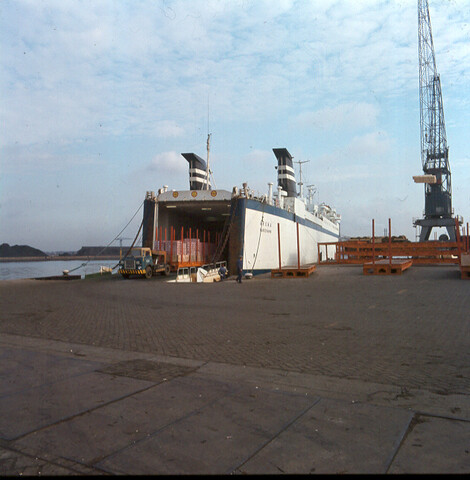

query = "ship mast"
[
  {"left": 206, "top": 133, "right": 211, "bottom": 190},
  {"left": 205, "top": 95, "right": 211, "bottom": 190},
  {"left": 307, "top": 184, "right": 317, "bottom": 206},
  {"left": 295, "top": 159, "right": 309, "bottom": 199}
]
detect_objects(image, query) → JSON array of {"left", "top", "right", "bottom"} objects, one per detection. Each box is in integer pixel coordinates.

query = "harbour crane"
[{"left": 413, "top": 0, "right": 461, "bottom": 241}]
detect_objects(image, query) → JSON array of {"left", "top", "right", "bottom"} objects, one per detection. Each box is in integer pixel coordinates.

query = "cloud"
[
  {"left": 155, "top": 121, "right": 185, "bottom": 138},
  {"left": 0, "top": 144, "right": 99, "bottom": 173},
  {"left": 2, "top": 0, "right": 468, "bottom": 151},
  {"left": 293, "top": 102, "right": 380, "bottom": 132},
  {"left": 238, "top": 149, "right": 274, "bottom": 191},
  {"left": 346, "top": 131, "right": 392, "bottom": 158},
  {"left": 313, "top": 131, "right": 393, "bottom": 183},
  {"left": 147, "top": 151, "right": 188, "bottom": 176},
  {"left": 241, "top": 149, "right": 272, "bottom": 165},
  {"left": 132, "top": 151, "right": 190, "bottom": 192}
]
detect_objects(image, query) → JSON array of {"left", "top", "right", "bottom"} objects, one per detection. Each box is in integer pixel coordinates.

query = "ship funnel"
[
  {"left": 181, "top": 153, "right": 211, "bottom": 190},
  {"left": 273, "top": 148, "right": 296, "bottom": 197}
]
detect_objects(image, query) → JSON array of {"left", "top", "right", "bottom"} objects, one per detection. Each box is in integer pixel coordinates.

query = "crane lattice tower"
[{"left": 413, "top": 0, "right": 460, "bottom": 241}]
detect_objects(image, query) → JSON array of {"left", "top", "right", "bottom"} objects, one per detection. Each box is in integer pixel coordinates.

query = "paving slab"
[
  {"left": 237, "top": 397, "right": 413, "bottom": 474},
  {"left": 0, "top": 368, "right": 154, "bottom": 440},
  {"left": 197, "top": 363, "right": 470, "bottom": 420},
  {"left": 14, "top": 376, "right": 235, "bottom": 466},
  {"left": 389, "top": 415, "right": 470, "bottom": 474},
  {"left": 0, "top": 447, "right": 81, "bottom": 476},
  {"left": 0, "top": 446, "right": 105, "bottom": 476},
  {"left": 96, "top": 384, "right": 318, "bottom": 475},
  {"left": 0, "top": 346, "right": 103, "bottom": 396}
]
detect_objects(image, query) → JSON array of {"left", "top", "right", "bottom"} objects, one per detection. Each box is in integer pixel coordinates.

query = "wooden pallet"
[
  {"left": 271, "top": 264, "right": 316, "bottom": 278},
  {"left": 363, "top": 259, "right": 413, "bottom": 275}
]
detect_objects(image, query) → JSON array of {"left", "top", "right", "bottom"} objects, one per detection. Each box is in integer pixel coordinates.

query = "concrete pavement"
[{"left": 0, "top": 265, "right": 469, "bottom": 474}]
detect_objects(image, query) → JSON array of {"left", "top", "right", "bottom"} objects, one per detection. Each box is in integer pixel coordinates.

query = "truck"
[{"left": 118, "top": 247, "right": 171, "bottom": 279}]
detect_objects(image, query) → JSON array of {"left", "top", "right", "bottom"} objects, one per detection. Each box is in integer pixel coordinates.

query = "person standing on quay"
[
  {"left": 236, "top": 255, "right": 243, "bottom": 283},
  {"left": 218, "top": 264, "right": 227, "bottom": 280}
]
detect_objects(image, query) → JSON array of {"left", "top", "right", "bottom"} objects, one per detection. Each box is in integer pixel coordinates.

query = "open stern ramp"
[{"left": 154, "top": 189, "right": 240, "bottom": 272}]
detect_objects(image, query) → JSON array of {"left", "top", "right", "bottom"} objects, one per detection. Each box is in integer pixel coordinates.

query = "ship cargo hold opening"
[{"left": 142, "top": 188, "right": 242, "bottom": 275}]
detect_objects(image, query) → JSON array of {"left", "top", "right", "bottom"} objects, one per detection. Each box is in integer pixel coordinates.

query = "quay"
[{"left": 0, "top": 265, "right": 469, "bottom": 475}]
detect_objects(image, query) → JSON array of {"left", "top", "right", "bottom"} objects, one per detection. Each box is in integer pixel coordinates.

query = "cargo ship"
[{"left": 141, "top": 147, "right": 340, "bottom": 275}]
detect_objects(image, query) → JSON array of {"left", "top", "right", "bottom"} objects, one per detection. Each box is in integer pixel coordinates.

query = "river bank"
[
  {"left": 0, "top": 259, "right": 119, "bottom": 281},
  {"left": 0, "top": 255, "right": 121, "bottom": 263}
]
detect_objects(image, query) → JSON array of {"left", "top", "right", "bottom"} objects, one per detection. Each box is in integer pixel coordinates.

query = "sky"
[{"left": 1, "top": 0, "right": 469, "bottom": 252}]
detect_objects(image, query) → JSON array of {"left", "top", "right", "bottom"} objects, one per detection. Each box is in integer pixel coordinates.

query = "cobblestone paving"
[{"left": 1, "top": 266, "right": 469, "bottom": 394}]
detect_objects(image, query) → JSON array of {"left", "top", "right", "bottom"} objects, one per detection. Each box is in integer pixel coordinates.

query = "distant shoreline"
[{"left": 0, "top": 256, "right": 121, "bottom": 263}]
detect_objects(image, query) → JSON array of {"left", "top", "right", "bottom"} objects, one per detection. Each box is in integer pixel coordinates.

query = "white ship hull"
[{"left": 241, "top": 199, "right": 339, "bottom": 273}]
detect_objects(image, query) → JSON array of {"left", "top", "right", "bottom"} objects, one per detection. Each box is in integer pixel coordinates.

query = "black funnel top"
[
  {"left": 273, "top": 148, "right": 296, "bottom": 197},
  {"left": 182, "top": 153, "right": 211, "bottom": 190}
]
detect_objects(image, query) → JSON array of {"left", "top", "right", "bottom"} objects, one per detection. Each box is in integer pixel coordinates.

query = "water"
[{"left": 0, "top": 259, "right": 119, "bottom": 281}]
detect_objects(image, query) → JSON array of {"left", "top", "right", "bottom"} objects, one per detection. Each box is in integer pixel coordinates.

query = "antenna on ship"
[
  {"left": 206, "top": 94, "right": 211, "bottom": 190},
  {"left": 295, "top": 159, "right": 309, "bottom": 199},
  {"left": 307, "top": 184, "right": 317, "bottom": 206},
  {"left": 206, "top": 133, "right": 211, "bottom": 190}
]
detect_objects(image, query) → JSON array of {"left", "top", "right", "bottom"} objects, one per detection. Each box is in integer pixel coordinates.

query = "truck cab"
[{"left": 119, "top": 248, "right": 170, "bottom": 279}]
